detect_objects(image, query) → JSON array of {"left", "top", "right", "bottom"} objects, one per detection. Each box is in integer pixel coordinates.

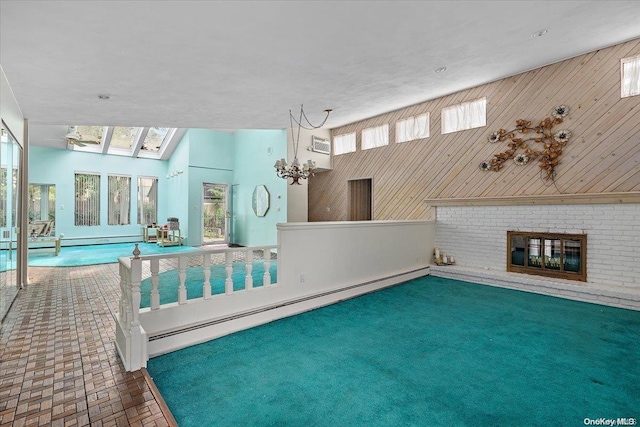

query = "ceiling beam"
[
  {"left": 101, "top": 127, "right": 114, "bottom": 154},
  {"left": 132, "top": 128, "right": 149, "bottom": 157}
]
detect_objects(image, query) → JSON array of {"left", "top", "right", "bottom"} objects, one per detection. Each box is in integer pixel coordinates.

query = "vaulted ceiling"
[{"left": 2, "top": 1, "right": 640, "bottom": 151}]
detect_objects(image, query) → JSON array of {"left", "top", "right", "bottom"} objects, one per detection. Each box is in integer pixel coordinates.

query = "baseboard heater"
[{"left": 148, "top": 266, "right": 429, "bottom": 342}]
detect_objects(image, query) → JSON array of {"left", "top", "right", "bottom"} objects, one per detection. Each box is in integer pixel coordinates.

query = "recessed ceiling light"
[
  {"left": 531, "top": 29, "right": 548, "bottom": 38},
  {"left": 434, "top": 67, "right": 447, "bottom": 73},
  {"left": 97, "top": 94, "right": 111, "bottom": 100}
]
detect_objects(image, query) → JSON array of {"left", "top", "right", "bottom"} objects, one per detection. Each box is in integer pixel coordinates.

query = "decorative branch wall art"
[{"left": 480, "top": 105, "right": 571, "bottom": 182}]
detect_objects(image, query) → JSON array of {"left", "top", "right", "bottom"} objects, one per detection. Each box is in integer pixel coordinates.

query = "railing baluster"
[
  {"left": 245, "top": 250, "right": 253, "bottom": 290},
  {"left": 225, "top": 251, "right": 234, "bottom": 294},
  {"left": 203, "top": 253, "right": 212, "bottom": 299},
  {"left": 130, "top": 258, "right": 142, "bottom": 326},
  {"left": 262, "top": 247, "right": 271, "bottom": 286},
  {"left": 178, "top": 256, "right": 187, "bottom": 304},
  {"left": 150, "top": 259, "right": 160, "bottom": 310},
  {"left": 118, "top": 262, "right": 128, "bottom": 324}
]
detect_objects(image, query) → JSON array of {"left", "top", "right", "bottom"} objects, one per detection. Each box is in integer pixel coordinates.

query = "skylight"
[
  {"left": 75, "top": 126, "right": 104, "bottom": 145},
  {"left": 141, "top": 127, "right": 172, "bottom": 152},
  {"left": 110, "top": 127, "right": 140, "bottom": 150},
  {"left": 69, "top": 125, "right": 180, "bottom": 159}
]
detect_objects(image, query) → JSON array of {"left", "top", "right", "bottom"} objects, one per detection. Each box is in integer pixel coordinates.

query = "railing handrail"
[{"left": 123, "top": 244, "right": 279, "bottom": 262}]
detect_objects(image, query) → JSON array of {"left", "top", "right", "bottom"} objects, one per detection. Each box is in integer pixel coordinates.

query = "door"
[
  {"left": 348, "top": 178, "right": 372, "bottom": 221},
  {"left": 202, "top": 183, "right": 228, "bottom": 245},
  {"left": 229, "top": 184, "right": 239, "bottom": 246},
  {"left": 0, "top": 124, "right": 22, "bottom": 321}
]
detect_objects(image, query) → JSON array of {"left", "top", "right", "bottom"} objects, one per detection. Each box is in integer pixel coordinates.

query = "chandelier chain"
[
  {"left": 277, "top": 104, "right": 331, "bottom": 185},
  {"left": 289, "top": 105, "right": 332, "bottom": 131}
]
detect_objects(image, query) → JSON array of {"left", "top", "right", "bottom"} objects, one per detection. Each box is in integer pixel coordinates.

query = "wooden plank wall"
[{"left": 308, "top": 38, "right": 640, "bottom": 221}]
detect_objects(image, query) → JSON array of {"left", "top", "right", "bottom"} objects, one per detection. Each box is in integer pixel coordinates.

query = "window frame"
[
  {"left": 621, "top": 54, "right": 640, "bottom": 98},
  {"left": 396, "top": 113, "right": 430, "bottom": 143},
  {"left": 441, "top": 97, "right": 487, "bottom": 134},
  {"left": 333, "top": 132, "right": 356, "bottom": 155},
  {"left": 361, "top": 124, "right": 389, "bottom": 150},
  {"left": 74, "top": 172, "right": 101, "bottom": 226},
  {"left": 137, "top": 176, "right": 158, "bottom": 225},
  {"left": 108, "top": 174, "right": 132, "bottom": 226}
]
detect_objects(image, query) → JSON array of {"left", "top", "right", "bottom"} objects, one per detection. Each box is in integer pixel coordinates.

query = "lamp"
[{"left": 275, "top": 105, "right": 331, "bottom": 185}]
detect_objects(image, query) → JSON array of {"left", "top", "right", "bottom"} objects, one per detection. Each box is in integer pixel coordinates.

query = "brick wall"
[{"left": 435, "top": 204, "right": 640, "bottom": 289}]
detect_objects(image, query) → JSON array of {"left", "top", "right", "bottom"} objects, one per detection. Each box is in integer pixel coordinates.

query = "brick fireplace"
[{"left": 434, "top": 203, "right": 639, "bottom": 289}]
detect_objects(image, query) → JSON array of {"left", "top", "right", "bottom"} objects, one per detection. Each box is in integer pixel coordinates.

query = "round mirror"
[{"left": 252, "top": 185, "right": 270, "bottom": 217}]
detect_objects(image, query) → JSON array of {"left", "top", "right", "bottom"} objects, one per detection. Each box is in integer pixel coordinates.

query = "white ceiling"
[{"left": 2, "top": 1, "right": 640, "bottom": 148}]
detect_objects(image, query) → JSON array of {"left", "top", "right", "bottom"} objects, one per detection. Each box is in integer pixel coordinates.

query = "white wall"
[
  {"left": 278, "top": 220, "right": 434, "bottom": 289},
  {"left": 287, "top": 127, "right": 331, "bottom": 222},
  {"left": 435, "top": 204, "right": 640, "bottom": 290},
  {"left": 135, "top": 220, "right": 435, "bottom": 359}
]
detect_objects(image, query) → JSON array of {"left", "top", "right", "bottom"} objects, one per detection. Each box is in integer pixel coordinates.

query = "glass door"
[
  {"left": 202, "top": 183, "right": 228, "bottom": 245},
  {"left": 1, "top": 124, "right": 22, "bottom": 321},
  {"left": 229, "top": 184, "right": 238, "bottom": 246}
]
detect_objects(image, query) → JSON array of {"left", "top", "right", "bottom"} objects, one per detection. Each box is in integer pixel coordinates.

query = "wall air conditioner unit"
[{"left": 311, "top": 136, "right": 331, "bottom": 154}]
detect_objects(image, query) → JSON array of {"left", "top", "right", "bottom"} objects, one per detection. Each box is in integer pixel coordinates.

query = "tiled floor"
[{"left": 0, "top": 264, "right": 176, "bottom": 427}]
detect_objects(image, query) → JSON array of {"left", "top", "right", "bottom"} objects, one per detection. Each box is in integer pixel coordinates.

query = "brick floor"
[{"left": 1, "top": 264, "right": 176, "bottom": 427}]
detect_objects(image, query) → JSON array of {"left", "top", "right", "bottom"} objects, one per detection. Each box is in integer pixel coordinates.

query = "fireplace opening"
[{"left": 507, "top": 231, "right": 586, "bottom": 282}]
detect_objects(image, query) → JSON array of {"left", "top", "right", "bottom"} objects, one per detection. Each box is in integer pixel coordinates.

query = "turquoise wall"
[
  {"left": 166, "top": 130, "right": 191, "bottom": 242},
  {"left": 28, "top": 128, "right": 287, "bottom": 247},
  {"left": 180, "top": 129, "right": 234, "bottom": 246},
  {"left": 232, "top": 130, "right": 287, "bottom": 247},
  {"left": 29, "top": 146, "right": 168, "bottom": 244}
]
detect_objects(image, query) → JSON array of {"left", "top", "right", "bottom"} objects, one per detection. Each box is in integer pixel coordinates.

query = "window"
[
  {"left": 141, "top": 128, "right": 173, "bottom": 152},
  {"left": 108, "top": 175, "right": 131, "bottom": 225},
  {"left": 396, "top": 113, "right": 430, "bottom": 143},
  {"left": 110, "top": 127, "right": 141, "bottom": 150},
  {"left": 333, "top": 132, "right": 356, "bottom": 155},
  {"left": 28, "top": 184, "right": 56, "bottom": 234},
  {"left": 361, "top": 124, "right": 389, "bottom": 150},
  {"left": 70, "top": 125, "right": 177, "bottom": 157},
  {"left": 75, "top": 126, "right": 105, "bottom": 145},
  {"left": 138, "top": 176, "right": 158, "bottom": 224},
  {"left": 75, "top": 173, "right": 100, "bottom": 226},
  {"left": 441, "top": 97, "right": 486, "bottom": 134},
  {"left": 621, "top": 55, "right": 640, "bottom": 98}
]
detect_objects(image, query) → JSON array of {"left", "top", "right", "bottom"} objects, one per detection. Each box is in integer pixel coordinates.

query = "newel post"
[
  {"left": 115, "top": 256, "right": 148, "bottom": 372},
  {"left": 129, "top": 257, "right": 148, "bottom": 371}
]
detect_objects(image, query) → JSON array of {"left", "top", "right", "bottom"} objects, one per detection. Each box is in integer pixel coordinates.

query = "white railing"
[
  {"left": 116, "top": 220, "right": 435, "bottom": 372},
  {"left": 138, "top": 247, "right": 276, "bottom": 309},
  {"left": 115, "top": 245, "right": 277, "bottom": 372}
]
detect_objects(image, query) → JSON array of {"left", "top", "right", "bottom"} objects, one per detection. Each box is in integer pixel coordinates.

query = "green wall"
[
  {"left": 232, "top": 130, "right": 287, "bottom": 247},
  {"left": 179, "top": 129, "right": 234, "bottom": 246}
]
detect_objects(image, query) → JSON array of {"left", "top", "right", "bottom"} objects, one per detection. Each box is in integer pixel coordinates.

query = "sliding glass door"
[{"left": 0, "top": 124, "right": 22, "bottom": 320}]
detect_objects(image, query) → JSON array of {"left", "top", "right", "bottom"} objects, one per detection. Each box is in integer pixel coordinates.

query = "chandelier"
[{"left": 275, "top": 105, "right": 331, "bottom": 185}]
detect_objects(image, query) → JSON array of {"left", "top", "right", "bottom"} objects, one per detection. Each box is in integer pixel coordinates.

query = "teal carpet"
[
  {"left": 28, "top": 242, "right": 201, "bottom": 267},
  {"left": 147, "top": 276, "right": 640, "bottom": 427},
  {"left": 140, "top": 260, "right": 277, "bottom": 308}
]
